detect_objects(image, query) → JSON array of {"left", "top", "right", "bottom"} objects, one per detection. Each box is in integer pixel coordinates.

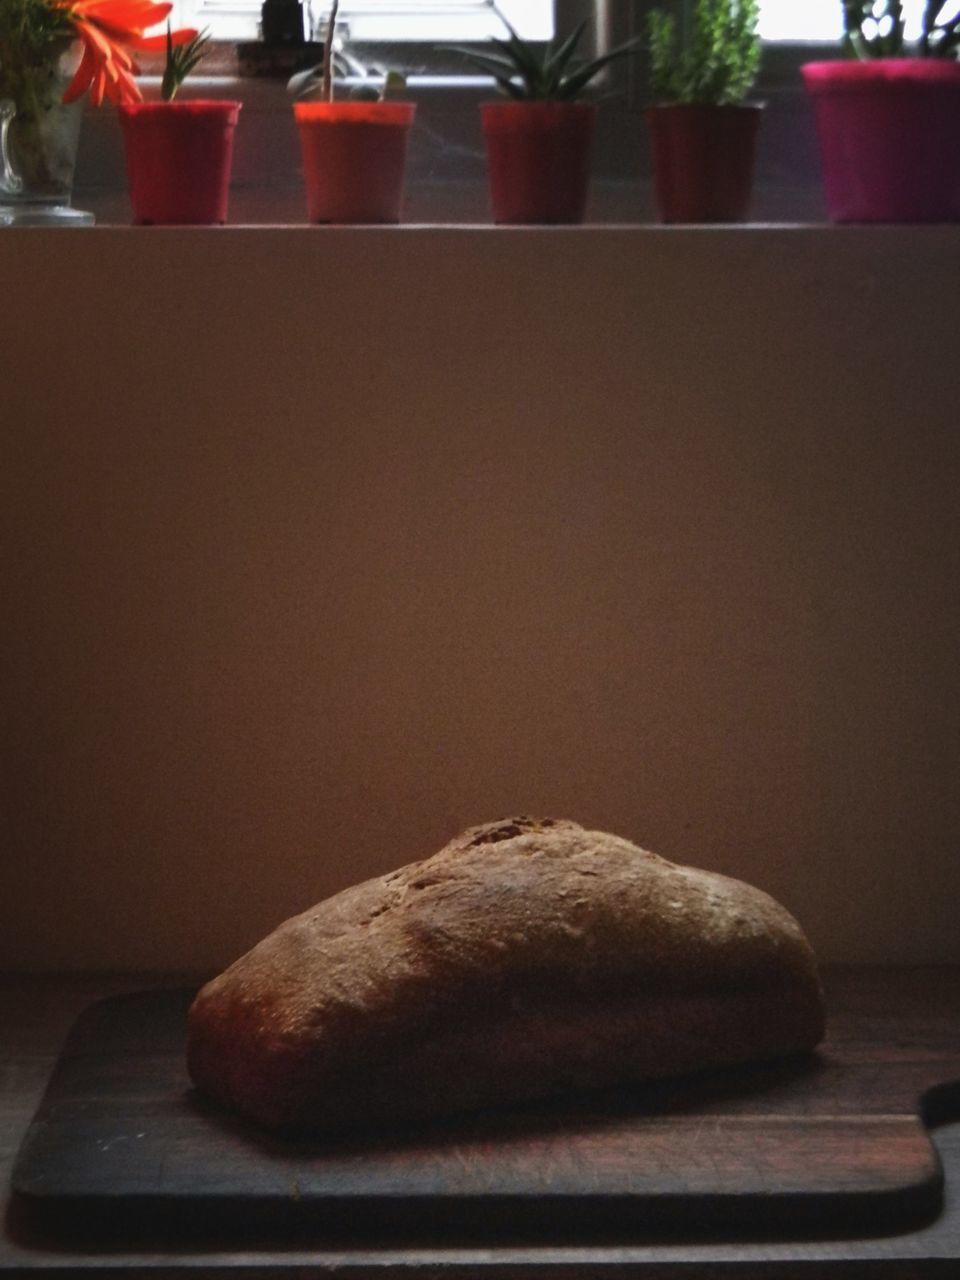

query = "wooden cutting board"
[{"left": 11, "top": 975, "right": 960, "bottom": 1246}]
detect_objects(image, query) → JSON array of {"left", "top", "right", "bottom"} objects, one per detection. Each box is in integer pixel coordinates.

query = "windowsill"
[
  {"left": 71, "top": 73, "right": 833, "bottom": 225},
  {"left": 59, "top": 50, "right": 942, "bottom": 228},
  {"left": 72, "top": 186, "right": 835, "bottom": 228},
  {"left": 14, "top": 219, "right": 960, "bottom": 233}
]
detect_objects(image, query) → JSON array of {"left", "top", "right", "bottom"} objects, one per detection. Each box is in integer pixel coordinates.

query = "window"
[
  {"left": 176, "top": 0, "right": 555, "bottom": 50},
  {"left": 758, "top": 0, "right": 845, "bottom": 42},
  {"left": 759, "top": 0, "right": 944, "bottom": 42}
]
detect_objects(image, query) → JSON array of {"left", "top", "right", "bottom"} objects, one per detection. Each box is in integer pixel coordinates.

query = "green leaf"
[
  {"left": 445, "top": 46, "right": 527, "bottom": 79},
  {"left": 646, "top": 0, "right": 759, "bottom": 104},
  {"left": 542, "top": 19, "right": 587, "bottom": 88},
  {"left": 161, "top": 24, "right": 210, "bottom": 102},
  {"left": 448, "top": 9, "right": 640, "bottom": 102},
  {"left": 488, "top": 34, "right": 543, "bottom": 94},
  {"left": 446, "top": 48, "right": 530, "bottom": 96},
  {"left": 556, "top": 34, "right": 643, "bottom": 100}
]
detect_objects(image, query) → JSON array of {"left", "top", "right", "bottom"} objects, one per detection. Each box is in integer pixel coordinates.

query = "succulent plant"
[
  {"left": 449, "top": 3, "right": 641, "bottom": 101},
  {"left": 842, "top": 0, "right": 960, "bottom": 59}
]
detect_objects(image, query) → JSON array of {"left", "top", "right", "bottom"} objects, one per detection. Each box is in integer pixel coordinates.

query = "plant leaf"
[
  {"left": 488, "top": 33, "right": 542, "bottom": 93},
  {"left": 161, "top": 22, "right": 209, "bottom": 101},
  {"left": 445, "top": 45, "right": 527, "bottom": 79},
  {"left": 542, "top": 18, "right": 586, "bottom": 89},
  {"left": 555, "top": 34, "right": 643, "bottom": 100}
]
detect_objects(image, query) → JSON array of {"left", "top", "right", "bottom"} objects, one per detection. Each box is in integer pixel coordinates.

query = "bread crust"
[{"left": 187, "top": 817, "right": 825, "bottom": 1132}]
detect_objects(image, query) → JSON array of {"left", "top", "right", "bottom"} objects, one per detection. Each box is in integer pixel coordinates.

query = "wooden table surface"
[{"left": 2, "top": 967, "right": 959, "bottom": 1277}]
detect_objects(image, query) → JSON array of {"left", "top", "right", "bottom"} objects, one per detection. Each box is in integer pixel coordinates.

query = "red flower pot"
[
  {"left": 480, "top": 101, "right": 597, "bottom": 225},
  {"left": 118, "top": 101, "right": 241, "bottom": 226},
  {"left": 293, "top": 101, "right": 416, "bottom": 224},
  {"left": 645, "top": 103, "right": 763, "bottom": 224},
  {"left": 802, "top": 59, "right": 960, "bottom": 223}
]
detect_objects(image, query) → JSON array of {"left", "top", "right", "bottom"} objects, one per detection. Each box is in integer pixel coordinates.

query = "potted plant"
[
  {"left": 449, "top": 6, "right": 641, "bottom": 225},
  {"left": 645, "top": 0, "right": 762, "bottom": 223},
  {"left": 117, "top": 27, "right": 242, "bottom": 225},
  {"left": 0, "top": 0, "right": 195, "bottom": 226},
  {"left": 289, "top": 0, "right": 415, "bottom": 224},
  {"left": 802, "top": 1, "right": 960, "bottom": 222}
]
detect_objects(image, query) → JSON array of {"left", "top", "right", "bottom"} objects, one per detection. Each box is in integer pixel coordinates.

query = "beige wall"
[{"left": 1, "top": 227, "right": 957, "bottom": 971}]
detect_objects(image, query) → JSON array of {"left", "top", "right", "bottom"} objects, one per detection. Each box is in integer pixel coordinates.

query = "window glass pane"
[
  {"left": 335, "top": 2, "right": 553, "bottom": 40},
  {"left": 758, "top": 0, "right": 842, "bottom": 41},
  {"left": 176, "top": 0, "right": 554, "bottom": 43},
  {"left": 759, "top": 0, "right": 941, "bottom": 41}
]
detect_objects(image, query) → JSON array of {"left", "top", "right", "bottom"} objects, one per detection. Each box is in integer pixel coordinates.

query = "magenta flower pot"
[{"left": 802, "top": 59, "right": 960, "bottom": 223}]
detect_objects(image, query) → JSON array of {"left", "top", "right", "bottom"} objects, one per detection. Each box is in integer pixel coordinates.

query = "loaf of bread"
[{"left": 187, "top": 817, "right": 825, "bottom": 1133}]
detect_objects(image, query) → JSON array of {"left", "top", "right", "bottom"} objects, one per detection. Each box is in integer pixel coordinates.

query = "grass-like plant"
[
  {"left": 160, "top": 23, "right": 210, "bottom": 101},
  {"left": 842, "top": 0, "right": 960, "bottom": 58},
  {"left": 648, "top": 0, "right": 760, "bottom": 105},
  {"left": 448, "top": 3, "right": 641, "bottom": 101}
]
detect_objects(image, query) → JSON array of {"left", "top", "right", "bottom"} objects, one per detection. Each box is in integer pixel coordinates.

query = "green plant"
[
  {"left": 287, "top": 0, "right": 406, "bottom": 101},
  {"left": 648, "top": 0, "right": 760, "bottom": 105},
  {"left": 0, "top": 0, "right": 72, "bottom": 72},
  {"left": 160, "top": 22, "right": 209, "bottom": 101},
  {"left": 0, "top": 0, "right": 73, "bottom": 139},
  {"left": 842, "top": 0, "right": 960, "bottom": 58},
  {"left": 448, "top": 3, "right": 642, "bottom": 101}
]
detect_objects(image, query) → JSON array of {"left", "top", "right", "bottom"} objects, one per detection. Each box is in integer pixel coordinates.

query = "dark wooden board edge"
[
  {"left": 7, "top": 986, "right": 958, "bottom": 1250},
  {"left": 7, "top": 1178, "right": 949, "bottom": 1253}
]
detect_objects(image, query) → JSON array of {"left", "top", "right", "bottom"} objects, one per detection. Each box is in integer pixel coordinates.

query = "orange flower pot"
[
  {"left": 480, "top": 101, "right": 597, "bottom": 224},
  {"left": 118, "top": 100, "right": 241, "bottom": 226},
  {"left": 645, "top": 103, "right": 763, "bottom": 224},
  {"left": 293, "top": 101, "right": 416, "bottom": 224}
]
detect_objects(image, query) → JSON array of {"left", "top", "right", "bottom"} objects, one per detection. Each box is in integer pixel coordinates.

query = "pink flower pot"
[
  {"left": 802, "top": 59, "right": 960, "bottom": 223},
  {"left": 645, "top": 103, "right": 763, "bottom": 223},
  {"left": 118, "top": 101, "right": 241, "bottom": 226},
  {"left": 293, "top": 101, "right": 416, "bottom": 224},
  {"left": 480, "top": 101, "right": 597, "bottom": 225}
]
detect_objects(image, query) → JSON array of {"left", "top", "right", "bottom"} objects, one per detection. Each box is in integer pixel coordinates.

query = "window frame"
[
  {"left": 140, "top": 1, "right": 637, "bottom": 112},
  {"left": 171, "top": 0, "right": 843, "bottom": 103},
  {"left": 176, "top": 0, "right": 616, "bottom": 71},
  {"left": 158, "top": 0, "right": 849, "bottom": 132}
]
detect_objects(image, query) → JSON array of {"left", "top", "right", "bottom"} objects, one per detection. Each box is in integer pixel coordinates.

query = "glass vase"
[{"left": 0, "top": 38, "right": 94, "bottom": 227}]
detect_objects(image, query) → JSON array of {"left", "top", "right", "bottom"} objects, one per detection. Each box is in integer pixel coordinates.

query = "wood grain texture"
[
  {"left": 9, "top": 969, "right": 960, "bottom": 1250},
  {"left": 3, "top": 968, "right": 960, "bottom": 1275}
]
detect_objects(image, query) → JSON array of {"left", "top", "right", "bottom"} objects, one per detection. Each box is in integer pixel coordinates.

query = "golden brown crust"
[{"left": 187, "top": 817, "right": 825, "bottom": 1132}]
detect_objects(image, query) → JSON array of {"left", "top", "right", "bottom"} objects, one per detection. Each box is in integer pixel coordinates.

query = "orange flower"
[{"left": 56, "top": 0, "right": 198, "bottom": 106}]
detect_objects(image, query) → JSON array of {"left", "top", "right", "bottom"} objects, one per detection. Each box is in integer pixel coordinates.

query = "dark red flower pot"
[
  {"left": 802, "top": 59, "right": 960, "bottom": 223},
  {"left": 645, "top": 103, "right": 763, "bottom": 224},
  {"left": 118, "top": 101, "right": 241, "bottom": 226},
  {"left": 480, "top": 101, "right": 597, "bottom": 225},
  {"left": 293, "top": 101, "right": 416, "bottom": 224}
]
